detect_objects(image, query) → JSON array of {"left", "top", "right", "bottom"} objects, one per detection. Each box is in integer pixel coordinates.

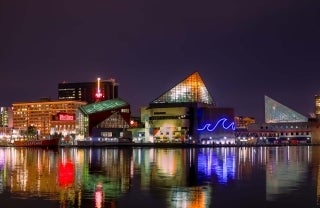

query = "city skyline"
[{"left": 1, "top": 0, "right": 320, "bottom": 123}]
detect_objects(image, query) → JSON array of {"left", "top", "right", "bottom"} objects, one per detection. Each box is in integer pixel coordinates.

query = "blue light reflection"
[{"left": 197, "top": 149, "right": 236, "bottom": 184}]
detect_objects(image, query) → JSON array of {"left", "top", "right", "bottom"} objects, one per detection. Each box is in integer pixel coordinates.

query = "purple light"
[{"left": 197, "top": 118, "right": 235, "bottom": 131}]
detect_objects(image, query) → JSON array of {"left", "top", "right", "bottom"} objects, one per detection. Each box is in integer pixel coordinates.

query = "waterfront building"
[
  {"left": 141, "top": 71, "right": 236, "bottom": 144},
  {"left": 234, "top": 116, "right": 255, "bottom": 129},
  {"left": 237, "top": 95, "right": 312, "bottom": 145},
  {"left": 76, "top": 98, "right": 131, "bottom": 142},
  {"left": 0, "top": 107, "right": 13, "bottom": 140},
  {"left": 127, "top": 116, "right": 145, "bottom": 143},
  {"left": 12, "top": 99, "right": 86, "bottom": 139},
  {"left": 58, "top": 77, "right": 118, "bottom": 104},
  {"left": 265, "top": 95, "right": 308, "bottom": 123},
  {"left": 315, "top": 95, "right": 320, "bottom": 119},
  {"left": 0, "top": 107, "right": 13, "bottom": 127}
]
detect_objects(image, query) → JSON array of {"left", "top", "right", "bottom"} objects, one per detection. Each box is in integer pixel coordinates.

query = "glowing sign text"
[
  {"left": 197, "top": 118, "right": 235, "bottom": 131},
  {"left": 59, "top": 114, "right": 74, "bottom": 121}
]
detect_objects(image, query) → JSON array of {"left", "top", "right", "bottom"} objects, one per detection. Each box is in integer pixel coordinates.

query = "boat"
[{"left": 11, "top": 137, "right": 60, "bottom": 147}]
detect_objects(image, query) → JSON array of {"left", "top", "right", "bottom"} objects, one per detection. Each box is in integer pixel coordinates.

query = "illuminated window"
[{"left": 152, "top": 72, "right": 214, "bottom": 105}]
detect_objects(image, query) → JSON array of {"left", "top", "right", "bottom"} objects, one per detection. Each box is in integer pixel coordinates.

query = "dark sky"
[{"left": 1, "top": 0, "right": 320, "bottom": 122}]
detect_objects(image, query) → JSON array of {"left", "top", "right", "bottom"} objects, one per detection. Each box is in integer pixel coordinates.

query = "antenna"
[{"left": 95, "top": 77, "right": 102, "bottom": 100}]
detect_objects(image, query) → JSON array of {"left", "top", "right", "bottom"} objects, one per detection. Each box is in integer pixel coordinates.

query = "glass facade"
[
  {"left": 96, "top": 113, "right": 130, "bottom": 129},
  {"left": 315, "top": 95, "right": 320, "bottom": 118},
  {"left": 152, "top": 72, "right": 214, "bottom": 105},
  {"left": 265, "top": 95, "right": 307, "bottom": 123},
  {"left": 142, "top": 71, "right": 235, "bottom": 144}
]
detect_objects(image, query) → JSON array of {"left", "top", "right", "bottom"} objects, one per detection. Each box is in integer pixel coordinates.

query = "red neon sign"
[
  {"left": 95, "top": 91, "right": 102, "bottom": 98},
  {"left": 59, "top": 114, "right": 74, "bottom": 121}
]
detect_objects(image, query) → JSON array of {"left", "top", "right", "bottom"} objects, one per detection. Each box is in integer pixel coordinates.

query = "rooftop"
[{"left": 79, "top": 98, "right": 129, "bottom": 115}]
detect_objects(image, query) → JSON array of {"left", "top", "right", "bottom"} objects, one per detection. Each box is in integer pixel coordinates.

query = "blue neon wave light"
[{"left": 197, "top": 118, "right": 235, "bottom": 131}]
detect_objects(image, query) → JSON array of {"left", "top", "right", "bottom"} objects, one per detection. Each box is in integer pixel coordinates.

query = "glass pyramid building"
[
  {"left": 151, "top": 71, "right": 214, "bottom": 105},
  {"left": 264, "top": 95, "right": 307, "bottom": 123}
]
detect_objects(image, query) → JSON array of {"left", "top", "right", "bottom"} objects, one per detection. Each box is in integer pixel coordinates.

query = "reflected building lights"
[
  {"left": 0, "top": 146, "right": 315, "bottom": 207},
  {"left": 95, "top": 183, "right": 104, "bottom": 208},
  {"left": 198, "top": 148, "right": 236, "bottom": 184},
  {"left": 156, "top": 150, "right": 178, "bottom": 176},
  {"left": 169, "top": 186, "right": 211, "bottom": 208},
  {"left": 266, "top": 146, "right": 309, "bottom": 201}
]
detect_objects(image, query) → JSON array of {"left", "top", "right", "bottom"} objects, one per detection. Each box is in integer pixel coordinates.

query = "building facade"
[
  {"left": 236, "top": 95, "right": 312, "bottom": 145},
  {"left": 141, "top": 71, "right": 236, "bottom": 145},
  {"left": 0, "top": 107, "right": 13, "bottom": 127},
  {"left": 0, "top": 107, "right": 13, "bottom": 140},
  {"left": 76, "top": 98, "right": 131, "bottom": 142},
  {"left": 58, "top": 78, "right": 119, "bottom": 104},
  {"left": 234, "top": 116, "right": 255, "bottom": 129},
  {"left": 315, "top": 95, "right": 320, "bottom": 119},
  {"left": 12, "top": 99, "right": 86, "bottom": 139}
]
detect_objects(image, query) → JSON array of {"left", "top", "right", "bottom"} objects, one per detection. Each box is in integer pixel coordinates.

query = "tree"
[{"left": 27, "top": 126, "right": 38, "bottom": 140}]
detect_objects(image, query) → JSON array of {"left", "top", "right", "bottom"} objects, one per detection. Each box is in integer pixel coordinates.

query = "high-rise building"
[
  {"left": 0, "top": 107, "right": 13, "bottom": 139},
  {"left": 58, "top": 78, "right": 119, "bottom": 104},
  {"left": 0, "top": 107, "right": 13, "bottom": 127},
  {"left": 12, "top": 99, "right": 86, "bottom": 138},
  {"left": 315, "top": 95, "right": 320, "bottom": 119}
]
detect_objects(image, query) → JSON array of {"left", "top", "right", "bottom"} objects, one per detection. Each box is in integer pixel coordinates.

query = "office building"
[{"left": 58, "top": 78, "right": 118, "bottom": 104}]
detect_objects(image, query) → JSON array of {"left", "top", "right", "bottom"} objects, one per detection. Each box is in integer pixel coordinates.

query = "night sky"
[{"left": 1, "top": 0, "right": 320, "bottom": 122}]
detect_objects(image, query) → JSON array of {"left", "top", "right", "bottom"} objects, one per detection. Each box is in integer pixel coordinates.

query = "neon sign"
[
  {"left": 59, "top": 114, "right": 74, "bottom": 121},
  {"left": 197, "top": 118, "right": 235, "bottom": 131}
]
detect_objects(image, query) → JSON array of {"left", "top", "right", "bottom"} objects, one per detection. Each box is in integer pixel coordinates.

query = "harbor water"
[{"left": 0, "top": 146, "right": 318, "bottom": 208}]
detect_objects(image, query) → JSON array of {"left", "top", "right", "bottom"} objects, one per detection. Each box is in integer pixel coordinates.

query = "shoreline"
[
  {"left": 59, "top": 142, "right": 315, "bottom": 148},
  {"left": 0, "top": 141, "right": 316, "bottom": 148}
]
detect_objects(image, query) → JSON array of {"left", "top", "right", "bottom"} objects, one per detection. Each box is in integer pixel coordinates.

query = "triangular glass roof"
[
  {"left": 80, "top": 98, "right": 128, "bottom": 115},
  {"left": 151, "top": 71, "right": 214, "bottom": 105},
  {"left": 264, "top": 95, "right": 307, "bottom": 123},
  {"left": 95, "top": 112, "right": 130, "bottom": 128}
]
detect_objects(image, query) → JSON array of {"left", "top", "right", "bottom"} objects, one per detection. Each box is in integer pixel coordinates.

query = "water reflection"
[
  {"left": 266, "top": 146, "right": 310, "bottom": 201},
  {"left": 0, "top": 146, "right": 317, "bottom": 207}
]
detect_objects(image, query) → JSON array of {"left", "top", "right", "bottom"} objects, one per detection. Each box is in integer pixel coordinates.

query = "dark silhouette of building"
[{"left": 58, "top": 78, "right": 118, "bottom": 104}]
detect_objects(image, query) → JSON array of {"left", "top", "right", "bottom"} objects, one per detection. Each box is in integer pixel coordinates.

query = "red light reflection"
[
  {"left": 58, "top": 160, "right": 74, "bottom": 187},
  {"left": 95, "top": 183, "right": 104, "bottom": 208}
]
